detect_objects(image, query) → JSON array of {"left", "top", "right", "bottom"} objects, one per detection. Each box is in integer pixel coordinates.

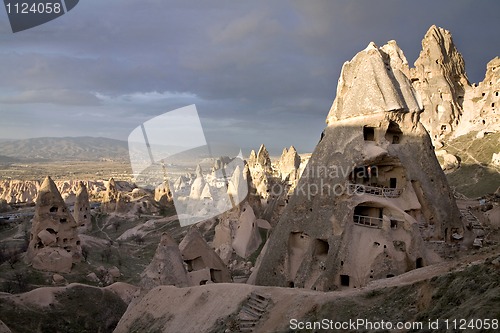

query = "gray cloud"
[
  {"left": 1, "top": 89, "right": 101, "bottom": 106},
  {"left": 0, "top": 0, "right": 499, "bottom": 153}
]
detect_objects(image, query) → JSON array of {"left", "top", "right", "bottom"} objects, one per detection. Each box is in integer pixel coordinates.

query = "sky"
[{"left": 0, "top": 0, "right": 499, "bottom": 154}]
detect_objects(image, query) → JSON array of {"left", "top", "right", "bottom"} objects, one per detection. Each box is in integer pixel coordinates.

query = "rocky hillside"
[
  {"left": 410, "top": 25, "right": 499, "bottom": 147},
  {"left": 114, "top": 255, "right": 500, "bottom": 333},
  {"left": 0, "top": 283, "right": 134, "bottom": 333},
  {"left": 440, "top": 131, "right": 500, "bottom": 198},
  {"left": 0, "top": 137, "right": 129, "bottom": 162}
]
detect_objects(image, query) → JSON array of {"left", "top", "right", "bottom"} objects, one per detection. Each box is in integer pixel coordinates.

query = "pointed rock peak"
[
  {"left": 256, "top": 144, "right": 271, "bottom": 170},
  {"left": 419, "top": 25, "right": 458, "bottom": 57},
  {"left": 195, "top": 164, "right": 203, "bottom": 178},
  {"left": 106, "top": 177, "right": 116, "bottom": 191},
  {"left": 159, "top": 232, "right": 178, "bottom": 247},
  {"left": 288, "top": 145, "right": 297, "bottom": 154},
  {"left": 281, "top": 147, "right": 288, "bottom": 156},
  {"left": 257, "top": 144, "right": 270, "bottom": 161},
  {"left": 257, "top": 144, "right": 268, "bottom": 155},
  {"left": 179, "top": 228, "right": 207, "bottom": 257},
  {"left": 76, "top": 181, "right": 88, "bottom": 196},
  {"left": 39, "top": 176, "right": 59, "bottom": 194},
  {"left": 424, "top": 24, "right": 448, "bottom": 39},
  {"left": 364, "top": 41, "right": 379, "bottom": 51},
  {"left": 381, "top": 40, "right": 410, "bottom": 75},
  {"left": 326, "top": 41, "right": 422, "bottom": 124},
  {"left": 248, "top": 150, "right": 257, "bottom": 167}
]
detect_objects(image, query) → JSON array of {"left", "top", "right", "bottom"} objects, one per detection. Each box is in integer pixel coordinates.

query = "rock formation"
[
  {"left": 189, "top": 165, "right": 206, "bottom": 200},
  {"left": 26, "top": 176, "right": 81, "bottom": 273},
  {"left": 247, "top": 150, "right": 257, "bottom": 168},
  {"left": 256, "top": 144, "right": 272, "bottom": 173},
  {"left": 0, "top": 180, "right": 39, "bottom": 204},
  {"left": 73, "top": 181, "right": 91, "bottom": 230},
  {"left": 227, "top": 165, "right": 247, "bottom": 204},
  {"left": 140, "top": 232, "right": 189, "bottom": 289},
  {"left": 232, "top": 203, "right": 264, "bottom": 258},
  {"left": 0, "top": 179, "right": 134, "bottom": 205},
  {"left": 248, "top": 145, "right": 273, "bottom": 201},
  {"left": 154, "top": 181, "right": 172, "bottom": 206},
  {"left": 458, "top": 56, "right": 500, "bottom": 137},
  {"left": 277, "top": 146, "right": 301, "bottom": 182},
  {"left": 179, "top": 228, "right": 231, "bottom": 285},
  {"left": 101, "top": 178, "right": 118, "bottom": 212},
  {"left": 410, "top": 25, "right": 471, "bottom": 145},
  {"left": 251, "top": 41, "right": 465, "bottom": 291}
]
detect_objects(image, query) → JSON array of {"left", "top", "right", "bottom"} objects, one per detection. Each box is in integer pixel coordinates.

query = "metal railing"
[
  {"left": 348, "top": 183, "right": 403, "bottom": 198},
  {"left": 353, "top": 214, "right": 383, "bottom": 228}
]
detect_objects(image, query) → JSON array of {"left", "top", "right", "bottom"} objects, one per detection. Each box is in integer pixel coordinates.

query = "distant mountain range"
[{"left": 0, "top": 137, "right": 130, "bottom": 162}]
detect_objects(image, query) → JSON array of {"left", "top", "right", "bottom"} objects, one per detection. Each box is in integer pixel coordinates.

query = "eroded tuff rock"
[
  {"left": 101, "top": 178, "right": 133, "bottom": 214},
  {"left": 458, "top": 56, "right": 500, "bottom": 136},
  {"left": 0, "top": 179, "right": 134, "bottom": 205},
  {"left": 179, "top": 228, "right": 231, "bottom": 285},
  {"left": 248, "top": 145, "right": 272, "bottom": 201},
  {"left": 232, "top": 203, "right": 266, "bottom": 258},
  {"left": 154, "top": 181, "right": 172, "bottom": 205},
  {"left": 214, "top": 202, "right": 271, "bottom": 260},
  {"left": 0, "top": 180, "right": 39, "bottom": 204},
  {"left": 247, "top": 149, "right": 257, "bottom": 168},
  {"left": 277, "top": 145, "right": 301, "bottom": 182},
  {"left": 189, "top": 165, "right": 206, "bottom": 200},
  {"left": 256, "top": 144, "right": 272, "bottom": 173},
  {"left": 251, "top": 41, "right": 465, "bottom": 291},
  {"left": 140, "top": 232, "right": 189, "bottom": 289},
  {"left": 26, "top": 176, "right": 81, "bottom": 273},
  {"left": 101, "top": 178, "right": 118, "bottom": 212},
  {"left": 74, "top": 181, "right": 91, "bottom": 230},
  {"left": 410, "top": 25, "right": 471, "bottom": 144}
]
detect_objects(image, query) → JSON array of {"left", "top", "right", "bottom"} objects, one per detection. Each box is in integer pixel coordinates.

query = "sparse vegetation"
[
  {"left": 0, "top": 284, "right": 128, "bottom": 333},
  {"left": 444, "top": 131, "right": 500, "bottom": 197}
]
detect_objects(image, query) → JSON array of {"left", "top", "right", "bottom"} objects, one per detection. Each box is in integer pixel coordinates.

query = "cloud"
[
  {"left": 1, "top": 89, "right": 101, "bottom": 106},
  {"left": 0, "top": 0, "right": 499, "bottom": 152},
  {"left": 95, "top": 91, "right": 198, "bottom": 105}
]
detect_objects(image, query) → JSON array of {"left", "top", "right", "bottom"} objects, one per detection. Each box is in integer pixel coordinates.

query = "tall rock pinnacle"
[{"left": 410, "top": 25, "right": 471, "bottom": 145}]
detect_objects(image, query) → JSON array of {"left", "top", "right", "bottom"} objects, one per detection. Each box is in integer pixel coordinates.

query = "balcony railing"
[
  {"left": 353, "top": 214, "right": 383, "bottom": 228},
  {"left": 348, "top": 184, "right": 403, "bottom": 198}
]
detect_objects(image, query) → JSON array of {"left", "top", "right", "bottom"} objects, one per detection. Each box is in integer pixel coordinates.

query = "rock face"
[
  {"left": 248, "top": 145, "right": 272, "bottom": 201},
  {"left": 458, "top": 56, "right": 500, "bottom": 137},
  {"left": 410, "top": 25, "right": 471, "bottom": 145},
  {"left": 154, "top": 181, "right": 172, "bottom": 205},
  {"left": 140, "top": 232, "right": 189, "bottom": 289},
  {"left": 26, "top": 176, "right": 81, "bottom": 273},
  {"left": 189, "top": 165, "right": 206, "bottom": 200},
  {"left": 0, "top": 179, "right": 135, "bottom": 205},
  {"left": 251, "top": 41, "right": 465, "bottom": 291},
  {"left": 256, "top": 144, "right": 272, "bottom": 173},
  {"left": 101, "top": 178, "right": 132, "bottom": 214},
  {"left": 101, "top": 178, "right": 119, "bottom": 212},
  {"left": 179, "top": 228, "right": 231, "bottom": 285},
  {"left": 0, "top": 180, "right": 39, "bottom": 204},
  {"left": 227, "top": 165, "right": 248, "bottom": 204},
  {"left": 247, "top": 150, "right": 257, "bottom": 168},
  {"left": 277, "top": 146, "right": 301, "bottom": 182},
  {"left": 231, "top": 203, "right": 263, "bottom": 258},
  {"left": 73, "top": 182, "right": 91, "bottom": 230}
]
